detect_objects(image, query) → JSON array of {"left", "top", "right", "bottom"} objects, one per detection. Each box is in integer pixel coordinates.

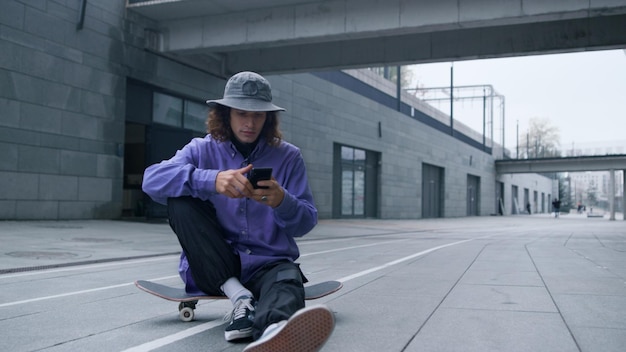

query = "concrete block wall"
[
  {"left": 272, "top": 73, "right": 507, "bottom": 219},
  {"left": 0, "top": 1, "right": 129, "bottom": 219},
  {"left": 497, "top": 173, "right": 554, "bottom": 215},
  {"left": 0, "top": 1, "right": 223, "bottom": 219}
]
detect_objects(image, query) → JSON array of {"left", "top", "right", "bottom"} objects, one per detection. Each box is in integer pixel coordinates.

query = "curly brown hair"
[{"left": 207, "top": 104, "right": 282, "bottom": 147}]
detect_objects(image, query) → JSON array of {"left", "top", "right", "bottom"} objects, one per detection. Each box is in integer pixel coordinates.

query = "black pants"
[{"left": 167, "top": 196, "right": 305, "bottom": 339}]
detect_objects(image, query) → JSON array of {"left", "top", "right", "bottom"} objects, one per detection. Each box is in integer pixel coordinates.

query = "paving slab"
[{"left": 405, "top": 309, "right": 579, "bottom": 352}]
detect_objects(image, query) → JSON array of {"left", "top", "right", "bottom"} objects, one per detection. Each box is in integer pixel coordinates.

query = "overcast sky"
[{"left": 407, "top": 49, "right": 626, "bottom": 152}]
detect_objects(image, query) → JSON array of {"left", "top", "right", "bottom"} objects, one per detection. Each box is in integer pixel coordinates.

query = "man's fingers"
[{"left": 239, "top": 164, "right": 253, "bottom": 173}]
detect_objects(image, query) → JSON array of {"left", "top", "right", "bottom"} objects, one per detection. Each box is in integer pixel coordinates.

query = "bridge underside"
[
  {"left": 495, "top": 155, "right": 626, "bottom": 174},
  {"left": 128, "top": 1, "right": 626, "bottom": 77}
]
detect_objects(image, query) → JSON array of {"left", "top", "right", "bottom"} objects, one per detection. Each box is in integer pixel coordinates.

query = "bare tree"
[
  {"left": 586, "top": 180, "right": 598, "bottom": 207},
  {"left": 519, "top": 117, "right": 561, "bottom": 158}
]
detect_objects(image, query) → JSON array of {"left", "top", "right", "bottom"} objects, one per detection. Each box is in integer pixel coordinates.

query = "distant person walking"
[
  {"left": 552, "top": 198, "right": 561, "bottom": 218},
  {"left": 526, "top": 202, "right": 531, "bottom": 215}
]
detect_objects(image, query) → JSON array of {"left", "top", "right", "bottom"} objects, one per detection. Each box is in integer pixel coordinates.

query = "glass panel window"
[
  {"left": 184, "top": 101, "right": 208, "bottom": 132},
  {"left": 341, "top": 146, "right": 353, "bottom": 161},
  {"left": 340, "top": 145, "right": 366, "bottom": 217},
  {"left": 354, "top": 169, "right": 365, "bottom": 215},
  {"left": 354, "top": 149, "right": 366, "bottom": 161},
  {"left": 153, "top": 92, "right": 182, "bottom": 127},
  {"left": 342, "top": 170, "right": 354, "bottom": 215}
]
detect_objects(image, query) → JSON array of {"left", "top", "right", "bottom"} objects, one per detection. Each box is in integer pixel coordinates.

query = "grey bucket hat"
[{"left": 206, "top": 71, "right": 285, "bottom": 112}]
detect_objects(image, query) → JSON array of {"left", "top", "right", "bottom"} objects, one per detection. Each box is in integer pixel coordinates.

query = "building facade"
[
  {"left": 567, "top": 170, "right": 624, "bottom": 211},
  {"left": 0, "top": 1, "right": 552, "bottom": 220}
]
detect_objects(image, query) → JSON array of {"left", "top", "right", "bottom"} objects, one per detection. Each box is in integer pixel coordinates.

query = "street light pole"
[
  {"left": 450, "top": 63, "right": 454, "bottom": 136},
  {"left": 516, "top": 120, "right": 519, "bottom": 159}
]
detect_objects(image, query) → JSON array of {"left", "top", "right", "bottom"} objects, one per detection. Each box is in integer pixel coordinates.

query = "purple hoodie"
[{"left": 142, "top": 135, "right": 317, "bottom": 285}]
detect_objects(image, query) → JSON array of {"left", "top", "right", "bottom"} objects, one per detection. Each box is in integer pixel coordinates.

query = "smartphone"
[{"left": 247, "top": 167, "right": 272, "bottom": 189}]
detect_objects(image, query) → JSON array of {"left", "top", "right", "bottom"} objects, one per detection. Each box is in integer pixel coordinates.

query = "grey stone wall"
[
  {"left": 0, "top": 1, "right": 221, "bottom": 219},
  {"left": 1, "top": 1, "right": 128, "bottom": 219},
  {"left": 271, "top": 73, "right": 513, "bottom": 218}
]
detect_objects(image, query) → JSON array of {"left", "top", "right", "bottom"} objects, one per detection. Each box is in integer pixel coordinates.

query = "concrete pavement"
[{"left": 0, "top": 213, "right": 625, "bottom": 351}]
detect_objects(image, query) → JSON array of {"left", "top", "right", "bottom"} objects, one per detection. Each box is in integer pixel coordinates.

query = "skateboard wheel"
[{"left": 179, "top": 307, "right": 194, "bottom": 322}]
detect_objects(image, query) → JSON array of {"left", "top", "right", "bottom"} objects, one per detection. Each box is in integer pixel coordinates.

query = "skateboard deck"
[{"left": 135, "top": 279, "right": 342, "bottom": 321}]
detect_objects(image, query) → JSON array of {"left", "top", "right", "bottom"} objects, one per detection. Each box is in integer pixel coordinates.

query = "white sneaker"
[
  {"left": 224, "top": 296, "right": 256, "bottom": 341},
  {"left": 243, "top": 304, "right": 335, "bottom": 352}
]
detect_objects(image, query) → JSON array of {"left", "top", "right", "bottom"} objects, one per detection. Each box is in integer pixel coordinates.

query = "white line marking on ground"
[
  {"left": 120, "top": 320, "right": 226, "bottom": 352},
  {"left": 337, "top": 239, "right": 473, "bottom": 283},
  {"left": 0, "top": 239, "right": 406, "bottom": 307},
  {"left": 0, "top": 275, "right": 178, "bottom": 308},
  {"left": 300, "top": 239, "right": 410, "bottom": 257},
  {"left": 297, "top": 237, "right": 353, "bottom": 245},
  {"left": 120, "top": 238, "right": 475, "bottom": 351}
]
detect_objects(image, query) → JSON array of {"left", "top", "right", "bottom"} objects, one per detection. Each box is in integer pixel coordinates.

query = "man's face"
[{"left": 229, "top": 108, "right": 267, "bottom": 144}]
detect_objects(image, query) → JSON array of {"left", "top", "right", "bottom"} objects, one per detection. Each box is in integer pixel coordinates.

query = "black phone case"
[{"left": 248, "top": 168, "right": 272, "bottom": 189}]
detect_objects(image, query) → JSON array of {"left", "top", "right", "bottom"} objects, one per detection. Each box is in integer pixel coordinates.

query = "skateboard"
[{"left": 135, "top": 279, "right": 342, "bottom": 322}]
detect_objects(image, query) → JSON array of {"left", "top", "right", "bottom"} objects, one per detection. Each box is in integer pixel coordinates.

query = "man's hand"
[
  {"left": 216, "top": 164, "right": 285, "bottom": 207},
  {"left": 215, "top": 164, "right": 254, "bottom": 198},
  {"left": 251, "top": 177, "right": 285, "bottom": 208}
]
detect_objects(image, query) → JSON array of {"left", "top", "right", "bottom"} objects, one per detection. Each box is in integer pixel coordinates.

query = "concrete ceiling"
[
  {"left": 127, "top": 0, "right": 626, "bottom": 77},
  {"left": 127, "top": 0, "right": 316, "bottom": 19}
]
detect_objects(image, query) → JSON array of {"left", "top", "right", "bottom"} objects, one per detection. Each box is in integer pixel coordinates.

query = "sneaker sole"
[
  {"left": 225, "top": 327, "right": 253, "bottom": 341},
  {"left": 243, "top": 305, "right": 335, "bottom": 352}
]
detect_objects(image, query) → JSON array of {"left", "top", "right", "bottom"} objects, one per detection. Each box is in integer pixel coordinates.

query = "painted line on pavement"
[
  {"left": 0, "top": 275, "right": 178, "bottom": 308},
  {"left": 121, "top": 320, "right": 226, "bottom": 352},
  {"left": 0, "top": 240, "right": 407, "bottom": 308},
  {"left": 337, "top": 238, "right": 474, "bottom": 282},
  {"left": 120, "top": 238, "right": 475, "bottom": 352},
  {"left": 300, "top": 238, "right": 410, "bottom": 257}
]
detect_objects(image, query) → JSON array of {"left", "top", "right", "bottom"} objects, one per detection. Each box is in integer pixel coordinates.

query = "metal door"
[
  {"left": 422, "top": 163, "right": 443, "bottom": 218},
  {"left": 467, "top": 175, "right": 480, "bottom": 216}
]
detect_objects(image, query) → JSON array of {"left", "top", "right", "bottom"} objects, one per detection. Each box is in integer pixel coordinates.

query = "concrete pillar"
[{"left": 609, "top": 169, "right": 615, "bottom": 221}]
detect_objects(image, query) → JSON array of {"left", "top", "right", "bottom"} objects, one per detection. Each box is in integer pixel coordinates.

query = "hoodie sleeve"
[
  {"left": 142, "top": 139, "right": 219, "bottom": 205},
  {"left": 272, "top": 150, "right": 318, "bottom": 237}
]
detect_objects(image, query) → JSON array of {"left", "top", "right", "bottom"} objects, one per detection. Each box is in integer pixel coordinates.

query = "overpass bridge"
[
  {"left": 495, "top": 154, "right": 626, "bottom": 174},
  {"left": 496, "top": 155, "right": 626, "bottom": 220},
  {"left": 127, "top": 0, "right": 626, "bottom": 77}
]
